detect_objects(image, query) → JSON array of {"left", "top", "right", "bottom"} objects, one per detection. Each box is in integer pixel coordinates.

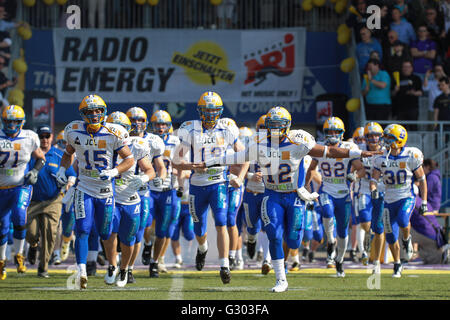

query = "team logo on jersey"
[
  {"left": 281, "top": 151, "right": 290, "bottom": 160},
  {"left": 13, "top": 143, "right": 21, "bottom": 151},
  {"left": 74, "top": 137, "right": 81, "bottom": 145},
  {"left": 399, "top": 162, "right": 406, "bottom": 169}
]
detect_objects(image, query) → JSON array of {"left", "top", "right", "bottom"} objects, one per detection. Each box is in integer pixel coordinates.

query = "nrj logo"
[
  {"left": 244, "top": 33, "right": 295, "bottom": 86},
  {"left": 172, "top": 41, "right": 235, "bottom": 86}
]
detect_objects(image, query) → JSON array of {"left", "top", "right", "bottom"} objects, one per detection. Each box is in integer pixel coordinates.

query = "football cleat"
[
  {"left": 195, "top": 249, "right": 208, "bottom": 271},
  {"left": 14, "top": 253, "right": 27, "bottom": 273},
  {"left": 174, "top": 258, "right": 183, "bottom": 269},
  {"left": 104, "top": 265, "right": 117, "bottom": 285},
  {"left": 141, "top": 244, "right": 152, "bottom": 265},
  {"left": 79, "top": 275, "right": 88, "bottom": 290},
  {"left": 336, "top": 262, "right": 345, "bottom": 278},
  {"left": 261, "top": 260, "right": 272, "bottom": 275},
  {"left": 27, "top": 245, "right": 37, "bottom": 265},
  {"left": 326, "top": 241, "right": 336, "bottom": 268},
  {"left": 61, "top": 241, "right": 70, "bottom": 261},
  {"left": 52, "top": 252, "right": 61, "bottom": 266},
  {"left": 372, "top": 261, "right": 381, "bottom": 275},
  {"left": 271, "top": 279, "right": 288, "bottom": 293},
  {"left": 116, "top": 269, "right": 128, "bottom": 287},
  {"left": 86, "top": 261, "right": 97, "bottom": 276},
  {"left": 247, "top": 240, "right": 256, "bottom": 259},
  {"left": 158, "top": 257, "right": 168, "bottom": 273},
  {"left": 256, "top": 251, "right": 264, "bottom": 262},
  {"left": 220, "top": 267, "right": 231, "bottom": 284},
  {"left": 349, "top": 249, "right": 358, "bottom": 263},
  {"left": 361, "top": 251, "right": 369, "bottom": 266},
  {"left": 301, "top": 248, "right": 309, "bottom": 262},
  {"left": 229, "top": 257, "right": 236, "bottom": 271},
  {"left": 392, "top": 263, "right": 403, "bottom": 278},
  {"left": 308, "top": 251, "right": 315, "bottom": 263},
  {"left": 235, "top": 259, "right": 244, "bottom": 270},
  {"left": 0, "top": 260, "right": 6, "bottom": 280},
  {"left": 127, "top": 269, "right": 136, "bottom": 284},
  {"left": 149, "top": 262, "right": 159, "bottom": 278},
  {"left": 290, "top": 261, "right": 300, "bottom": 271},
  {"left": 97, "top": 251, "right": 106, "bottom": 266},
  {"left": 401, "top": 236, "right": 414, "bottom": 262}
]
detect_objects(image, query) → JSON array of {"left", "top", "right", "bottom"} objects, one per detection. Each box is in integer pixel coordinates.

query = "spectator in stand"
[
  {"left": 391, "top": 60, "right": 423, "bottom": 128},
  {"left": 385, "top": 40, "right": 412, "bottom": 75},
  {"left": 423, "top": 63, "right": 446, "bottom": 126},
  {"left": 346, "top": 0, "right": 371, "bottom": 43},
  {"left": 356, "top": 27, "right": 383, "bottom": 75},
  {"left": 424, "top": 7, "right": 446, "bottom": 61},
  {"left": 410, "top": 159, "right": 448, "bottom": 264},
  {"left": 441, "top": 0, "right": 450, "bottom": 33},
  {"left": 0, "top": 0, "right": 16, "bottom": 21},
  {"left": 0, "top": 30, "right": 11, "bottom": 68},
  {"left": 411, "top": 25, "right": 437, "bottom": 79},
  {"left": 372, "top": 4, "right": 391, "bottom": 43},
  {"left": 433, "top": 76, "right": 450, "bottom": 132},
  {"left": 390, "top": 7, "right": 417, "bottom": 46},
  {"left": 393, "top": 0, "right": 410, "bottom": 22},
  {"left": 362, "top": 58, "right": 392, "bottom": 120},
  {"left": 0, "top": 56, "right": 16, "bottom": 96},
  {"left": 217, "top": 0, "right": 236, "bottom": 29}
]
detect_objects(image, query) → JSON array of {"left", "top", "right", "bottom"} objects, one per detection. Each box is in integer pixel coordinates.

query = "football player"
[
  {"left": 0, "top": 105, "right": 46, "bottom": 279},
  {"left": 125, "top": 106, "right": 166, "bottom": 283},
  {"left": 56, "top": 95, "right": 135, "bottom": 289},
  {"left": 354, "top": 122, "right": 385, "bottom": 265},
  {"left": 203, "top": 107, "right": 380, "bottom": 292},
  {"left": 305, "top": 117, "right": 366, "bottom": 277},
  {"left": 103, "top": 112, "right": 155, "bottom": 287},
  {"left": 146, "top": 110, "right": 180, "bottom": 277},
  {"left": 370, "top": 124, "right": 427, "bottom": 277},
  {"left": 352, "top": 127, "right": 365, "bottom": 145},
  {"left": 173, "top": 91, "right": 249, "bottom": 284}
]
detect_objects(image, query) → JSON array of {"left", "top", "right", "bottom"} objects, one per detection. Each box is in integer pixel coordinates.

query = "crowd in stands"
[{"left": 351, "top": 0, "right": 450, "bottom": 126}]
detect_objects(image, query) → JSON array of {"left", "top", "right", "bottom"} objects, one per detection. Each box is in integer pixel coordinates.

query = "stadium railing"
[{"left": 18, "top": 0, "right": 347, "bottom": 31}]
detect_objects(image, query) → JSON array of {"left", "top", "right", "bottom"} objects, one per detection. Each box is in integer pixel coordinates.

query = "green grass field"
[{"left": 2, "top": 267, "right": 449, "bottom": 300}]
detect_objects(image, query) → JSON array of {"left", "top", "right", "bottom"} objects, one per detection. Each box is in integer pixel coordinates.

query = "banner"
[{"left": 52, "top": 28, "right": 306, "bottom": 103}]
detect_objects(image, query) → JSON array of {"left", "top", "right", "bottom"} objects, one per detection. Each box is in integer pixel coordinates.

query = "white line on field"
[{"left": 168, "top": 274, "right": 184, "bottom": 300}]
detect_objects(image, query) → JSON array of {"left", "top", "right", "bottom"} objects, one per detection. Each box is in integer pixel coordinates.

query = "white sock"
[
  {"left": 87, "top": 250, "right": 98, "bottom": 262},
  {"left": 198, "top": 241, "right": 208, "bottom": 253},
  {"left": 237, "top": 248, "right": 243, "bottom": 261},
  {"left": 128, "top": 265, "right": 134, "bottom": 270},
  {"left": 78, "top": 263, "right": 87, "bottom": 277},
  {"left": 13, "top": 238, "right": 25, "bottom": 255},
  {"left": 272, "top": 258, "right": 286, "bottom": 281},
  {"left": 323, "top": 218, "right": 335, "bottom": 244},
  {"left": 292, "top": 254, "right": 300, "bottom": 264},
  {"left": 54, "top": 249, "right": 61, "bottom": 256},
  {"left": 175, "top": 254, "right": 182, "bottom": 262},
  {"left": 373, "top": 260, "right": 380, "bottom": 266},
  {"left": 0, "top": 243, "right": 7, "bottom": 260},
  {"left": 336, "top": 236, "right": 348, "bottom": 263},
  {"left": 219, "top": 257, "right": 229, "bottom": 268},
  {"left": 261, "top": 234, "right": 270, "bottom": 260},
  {"left": 229, "top": 250, "right": 236, "bottom": 259},
  {"left": 257, "top": 232, "right": 265, "bottom": 251},
  {"left": 357, "top": 225, "right": 365, "bottom": 254}
]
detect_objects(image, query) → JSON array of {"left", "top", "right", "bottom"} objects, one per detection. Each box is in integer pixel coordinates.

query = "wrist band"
[
  {"left": 323, "top": 146, "right": 328, "bottom": 158},
  {"left": 246, "top": 172, "right": 254, "bottom": 180}
]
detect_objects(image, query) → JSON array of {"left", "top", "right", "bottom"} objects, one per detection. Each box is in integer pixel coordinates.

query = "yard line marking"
[{"left": 168, "top": 274, "right": 184, "bottom": 300}]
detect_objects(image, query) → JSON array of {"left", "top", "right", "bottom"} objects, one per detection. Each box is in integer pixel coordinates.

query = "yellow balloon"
[
  {"left": 8, "top": 89, "right": 25, "bottom": 102},
  {"left": 18, "top": 26, "right": 32, "bottom": 40},
  {"left": 337, "top": 23, "right": 350, "bottom": 34},
  {"left": 302, "top": 0, "right": 313, "bottom": 11},
  {"left": 43, "top": 0, "right": 55, "bottom": 5},
  {"left": 13, "top": 59, "right": 28, "bottom": 74},
  {"left": 337, "top": 31, "right": 350, "bottom": 45},
  {"left": 340, "top": 57, "right": 355, "bottom": 73},
  {"left": 335, "top": 0, "right": 347, "bottom": 14},
  {"left": 330, "top": 0, "right": 337, "bottom": 3},
  {"left": 148, "top": 0, "right": 159, "bottom": 5},
  {"left": 313, "top": 0, "right": 326, "bottom": 7},
  {"left": 210, "top": 0, "right": 223, "bottom": 5},
  {"left": 56, "top": 0, "right": 68, "bottom": 5},
  {"left": 135, "top": 0, "right": 146, "bottom": 4},
  {"left": 23, "top": 0, "right": 36, "bottom": 7},
  {"left": 8, "top": 95, "right": 24, "bottom": 107},
  {"left": 346, "top": 98, "right": 361, "bottom": 112}
]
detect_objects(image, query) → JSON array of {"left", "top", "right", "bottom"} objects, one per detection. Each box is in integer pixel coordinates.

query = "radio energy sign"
[{"left": 53, "top": 29, "right": 306, "bottom": 103}]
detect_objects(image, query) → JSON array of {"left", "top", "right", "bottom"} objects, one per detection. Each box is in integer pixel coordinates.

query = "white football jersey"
[
  {"left": 149, "top": 134, "right": 180, "bottom": 191},
  {"left": 0, "top": 129, "right": 40, "bottom": 187},
  {"left": 178, "top": 118, "right": 240, "bottom": 187},
  {"left": 357, "top": 143, "right": 385, "bottom": 195},
  {"left": 115, "top": 137, "right": 150, "bottom": 205},
  {"left": 142, "top": 132, "right": 165, "bottom": 160},
  {"left": 313, "top": 140, "right": 359, "bottom": 199},
  {"left": 248, "top": 129, "right": 315, "bottom": 193},
  {"left": 373, "top": 146, "right": 423, "bottom": 204},
  {"left": 64, "top": 120, "right": 130, "bottom": 198}
]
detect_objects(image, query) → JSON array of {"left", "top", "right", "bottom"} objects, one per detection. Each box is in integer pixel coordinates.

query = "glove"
[
  {"left": 55, "top": 166, "right": 67, "bottom": 185},
  {"left": 346, "top": 172, "right": 357, "bottom": 183},
  {"left": 176, "top": 187, "right": 183, "bottom": 198},
  {"left": 306, "top": 201, "right": 315, "bottom": 211},
  {"left": 296, "top": 187, "right": 319, "bottom": 201},
  {"left": 99, "top": 168, "right": 119, "bottom": 181},
  {"left": 371, "top": 190, "right": 379, "bottom": 200},
  {"left": 153, "top": 177, "right": 163, "bottom": 188},
  {"left": 419, "top": 201, "right": 428, "bottom": 215},
  {"left": 128, "top": 175, "right": 150, "bottom": 191},
  {"left": 62, "top": 186, "right": 75, "bottom": 213},
  {"left": 24, "top": 169, "right": 39, "bottom": 185}
]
